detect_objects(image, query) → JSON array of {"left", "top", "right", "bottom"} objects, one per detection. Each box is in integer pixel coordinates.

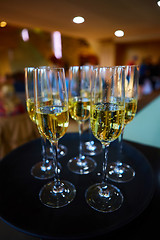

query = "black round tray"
[{"left": 0, "top": 133, "right": 155, "bottom": 239}]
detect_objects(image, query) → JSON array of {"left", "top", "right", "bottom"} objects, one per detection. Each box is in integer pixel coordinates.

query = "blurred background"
[
  {"left": 0, "top": 0, "right": 160, "bottom": 154},
  {"left": 0, "top": 0, "right": 160, "bottom": 239},
  {"left": 0, "top": 0, "right": 160, "bottom": 157}
]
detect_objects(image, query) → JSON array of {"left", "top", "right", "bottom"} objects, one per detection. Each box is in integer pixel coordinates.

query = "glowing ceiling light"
[
  {"left": 21, "top": 29, "right": 29, "bottom": 41},
  {"left": 114, "top": 30, "right": 124, "bottom": 37},
  {"left": 157, "top": 1, "right": 160, "bottom": 7},
  {"left": 51, "top": 31, "right": 62, "bottom": 59},
  {"left": 73, "top": 16, "right": 85, "bottom": 24},
  {"left": 0, "top": 21, "right": 7, "bottom": 27}
]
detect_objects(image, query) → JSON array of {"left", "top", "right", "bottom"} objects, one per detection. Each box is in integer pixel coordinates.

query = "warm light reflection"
[
  {"left": 114, "top": 30, "right": 124, "bottom": 37},
  {"left": 73, "top": 16, "right": 85, "bottom": 24},
  {"left": 51, "top": 31, "right": 62, "bottom": 59},
  {"left": 21, "top": 29, "right": 29, "bottom": 41},
  {"left": 0, "top": 21, "right": 7, "bottom": 27},
  {"left": 157, "top": 1, "right": 160, "bottom": 7}
]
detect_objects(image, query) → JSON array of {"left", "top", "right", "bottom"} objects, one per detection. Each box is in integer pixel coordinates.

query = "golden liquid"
[
  {"left": 26, "top": 98, "right": 36, "bottom": 123},
  {"left": 36, "top": 106, "right": 69, "bottom": 142},
  {"left": 125, "top": 98, "right": 137, "bottom": 125},
  {"left": 26, "top": 98, "right": 53, "bottom": 124},
  {"left": 90, "top": 103, "right": 124, "bottom": 144},
  {"left": 69, "top": 97, "right": 90, "bottom": 122}
]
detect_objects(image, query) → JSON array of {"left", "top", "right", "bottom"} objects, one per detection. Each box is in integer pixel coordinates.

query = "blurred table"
[{"left": 0, "top": 132, "right": 159, "bottom": 240}]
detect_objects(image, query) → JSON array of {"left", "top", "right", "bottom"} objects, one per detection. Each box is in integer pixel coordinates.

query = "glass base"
[
  {"left": 83, "top": 141, "right": 102, "bottom": 156},
  {"left": 39, "top": 180, "right": 76, "bottom": 208},
  {"left": 46, "top": 144, "right": 67, "bottom": 159},
  {"left": 107, "top": 162, "right": 135, "bottom": 183},
  {"left": 31, "top": 161, "right": 61, "bottom": 180},
  {"left": 67, "top": 156, "right": 97, "bottom": 175},
  {"left": 85, "top": 183, "right": 123, "bottom": 213},
  {"left": 31, "top": 161, "right": 55, "bottom": 180}
]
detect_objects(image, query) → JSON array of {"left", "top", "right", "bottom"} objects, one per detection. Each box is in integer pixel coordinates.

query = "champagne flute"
[
  {"left": 85, "top": 66, "right": 125, "bottom": 213},
  {"left": 35, "top": 67, "right": 76, "bottom": 208},
  {"left": 67, "top": 66, "right": 97, "bottom": 174},
  {"left": 108, "top": 65, "right": 139, "bottom": 183},
  {"left": 38, "top": 66, "right": 68, "bottom": 159},
  {"left": 25, "top": 67, "right": 55, "bottom": 179},
  {"left": 83, "top": 72, "right": 102, "bottom": 156}
]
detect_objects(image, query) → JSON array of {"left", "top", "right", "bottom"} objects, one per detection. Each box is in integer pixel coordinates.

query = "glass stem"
[
  {"left": 78, "top": 121, "right": 83, "bottom": 160},
  {"left": 51, "top": 141, "right": 61, "bottom": 188},
  {"left": 119, "top": 127, "right": 124, "bottom": 162},
  {"left": 102, "top": 143, "right": 110, "bottom": 184},
  {"left": 41, "top": 137, "right": 48, "bottom": 165},
  {"left": 88, "top": 120, "right": 92, "bottom": 142}
]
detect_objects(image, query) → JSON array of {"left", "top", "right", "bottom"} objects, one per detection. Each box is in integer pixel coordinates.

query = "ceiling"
[{"left": 0, "top": 0, "right": 160, "bottom": 42}]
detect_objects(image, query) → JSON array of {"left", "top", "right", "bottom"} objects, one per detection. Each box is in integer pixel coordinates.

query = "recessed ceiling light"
[
  {"left": 73, "top": 16, "right": 85, "bottom": 24},
  {"left": 157, "top": 1, "right": 160, "bottom": 7},
  {"left": 0, "top": 21, "right": 7, "bottom": 27},
  {"left": 114, "top": 30, "right": 124, "bottom": 37}
]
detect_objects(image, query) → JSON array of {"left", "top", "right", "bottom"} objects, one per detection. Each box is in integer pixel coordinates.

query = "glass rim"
[
  {"left": 69, "top": 65, "right": 93, "bottom": 69},
  {"left": 93, "top": 66, "right": 121, "bottom": 70},
  {"left": 24, "top": 66, "right": 64, "bottom": 71},
  {"left": 24, "top": 67, "right": 36, "bottom": 71},
  {"left": 116, "top": 64, "right": 139, "bottom": 68},
  {"left": 38, "top": 66, "right": 64, "bottom": 70},
  {"left": 93, "top": 65, "right": 139, "bottom": 69}
]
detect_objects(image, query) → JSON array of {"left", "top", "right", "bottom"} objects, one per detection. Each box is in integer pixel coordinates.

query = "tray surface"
[{"left": 0, "top": 133, "right": 155, "bottom": 239}]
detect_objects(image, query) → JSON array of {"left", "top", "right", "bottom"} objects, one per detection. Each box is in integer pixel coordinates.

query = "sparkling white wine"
[
  {"left": 26, "top": 98, "right": 36, "bottom": 123},
  {"left": 26, "top": 98, "right": 53, "bottom": 124},
  {"left": 36, "top": 106, "right": 69, "bottom": 142},
  {"left": 125, "top": 98, "right": 137, "bottom": 125},
  {"left": 90, "top": 103, "right": 124, "bottom": 144},
  {"left": 69, "top": 96, "right": 90, "bottom": 122}
]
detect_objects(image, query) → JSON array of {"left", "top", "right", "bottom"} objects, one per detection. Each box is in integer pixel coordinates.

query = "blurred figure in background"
[
  {"left": 154, "top": 57, "right": 160, "bottom": 89},
  {"left": 139, "top": 56, "right": 154, "bottom": 95},
  {"left": 0, "top": 80, "right": 25, "bottom": 117},
  {"left": 127, "top": 55, "right": 138, "bottom": 66}
]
